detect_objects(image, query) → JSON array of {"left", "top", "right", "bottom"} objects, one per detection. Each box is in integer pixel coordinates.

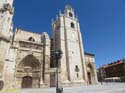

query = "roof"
[
  {"left": 84, "top": 52, "right": 95, "bottom": 56},
  {"left": 15, "top": 28, "right": 42, "bottom": 35},
  {"left": 100, "top": 59, "right": 125, "bottom": 68}
]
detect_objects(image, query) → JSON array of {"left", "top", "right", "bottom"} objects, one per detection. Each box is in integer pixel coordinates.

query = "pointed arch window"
[
  {"left": 28, "top": 37, "right": 35, "bottom": 42},
  {"left": 69, "top": 12, "right": 73, "bottom": 17},
  {"left": 75, "top": 65, "right": 79, "bottom": 78},
  {"left": 75, "top": 65, "right": 79, "bottom": 72},
  {"left": 71, "top": 22, "right": 75, "bottom": 28}
]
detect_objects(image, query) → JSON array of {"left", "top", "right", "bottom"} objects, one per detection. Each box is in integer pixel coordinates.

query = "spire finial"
[
  {"left": 65, "top": 4, "right": 72, "bottom": 10},
  {"left": 52, "top": 18, "right": 54, "bottom": 25},
  {"left": 59, "top": 9, "right": 61, "bottom": 16},
  {"left": 56, "top": 15, "right": 58, "bottom": 19}
]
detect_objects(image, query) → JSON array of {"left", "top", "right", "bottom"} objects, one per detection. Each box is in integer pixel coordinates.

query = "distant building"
[{"left": 98, "top": 59, "right": 125, "bottom": 82}]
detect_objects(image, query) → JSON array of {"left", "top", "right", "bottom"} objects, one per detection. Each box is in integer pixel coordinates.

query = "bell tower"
[
  {"left": 52, "top": 5, "right": 87, "bottom": 85},
  {"left": 0, "top": 0, "right": 14, "bottom": 39}
]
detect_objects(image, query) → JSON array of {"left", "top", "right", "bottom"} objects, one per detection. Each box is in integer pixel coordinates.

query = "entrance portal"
[
  {"left": 21, "top": 76, "right": 32, "bottom": 88},
  {"left": 17, "top": 55, "right": 41, "bottom": 88},
  {"left": 50, "top": 73, "right": 56, "bottom": 87},
  {"left": 87, "top": 72, "right": 91, "bottom": 84}
]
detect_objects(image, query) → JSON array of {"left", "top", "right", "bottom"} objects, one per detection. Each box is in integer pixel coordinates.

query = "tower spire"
[
  {"left": 59, "top": 9, "right": 61, "bottom": 16},
  {"left": 64, "top": 4, "right": 76, "bottom": 19},
  {"left": 65, "top": 4, "right": 73, "bottom": 10}
]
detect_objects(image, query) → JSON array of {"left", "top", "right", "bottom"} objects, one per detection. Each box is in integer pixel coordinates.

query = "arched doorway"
[
  {"left": 50, "top": 73, "right": 56, "bottom": 87},
  {"left": 87, "top": 63, "right": 95, "bottom": 85},
  {"left": 87, "top": 72, "right": 91, "bottom": 84},
  {"left": 16, "top": 55, "right": 41, "bottom": 88},
  {"left": 21, "top": 76, "right": 32, "bottom": 88}
]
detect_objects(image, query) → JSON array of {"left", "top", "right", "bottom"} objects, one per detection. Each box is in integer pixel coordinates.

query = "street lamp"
[{"left": 51, "top": 49, "right": 63, "bottom": 93}]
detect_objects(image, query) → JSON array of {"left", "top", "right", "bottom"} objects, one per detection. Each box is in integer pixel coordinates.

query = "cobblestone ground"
[{"left": 1, "top": 83, "right": 125, "bottom": 93}]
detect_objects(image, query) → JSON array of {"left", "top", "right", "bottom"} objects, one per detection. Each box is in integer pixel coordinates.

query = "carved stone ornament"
[{"left": 0, "top": 3, "right": 14, "bottom": 14}]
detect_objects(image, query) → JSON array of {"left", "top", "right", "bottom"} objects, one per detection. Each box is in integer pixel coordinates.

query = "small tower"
[
  {"left": 52, "top": 5, "right": 87, "bottom": 86},
  {"left": 64, "top": 5, "right": 75, "bottom": 19},
  {"left": 0, "top": 0, "right": 14, "bottom": 84},
  {"left": 0, "top": 0, "right": 14, "bottom": 39}
]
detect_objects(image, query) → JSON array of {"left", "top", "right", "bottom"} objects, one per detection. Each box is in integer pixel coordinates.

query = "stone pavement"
[{"left": 1, "top": 83, "right": 125, "bottom": 93}]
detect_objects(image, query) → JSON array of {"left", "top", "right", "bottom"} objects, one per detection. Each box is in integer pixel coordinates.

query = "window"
[
  {"left": 71, "top": 22, "right": 75, "bottom": 28},
  {"left": 75, "top": 65, "right": 79, "bottom": 72},
  {"left": 69, "top": 12, "right": 73, "bottom": 17},
  {"left": 75, "top": 65, "right": 79, "bottom": 78},
  {"left": 28, "top": 37, "right": 35, "bottom": 42}
]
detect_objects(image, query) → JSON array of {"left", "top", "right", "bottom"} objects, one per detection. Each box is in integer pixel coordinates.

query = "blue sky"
[{"left": 13, "top": 0, "right": 125, "bottom": 68}]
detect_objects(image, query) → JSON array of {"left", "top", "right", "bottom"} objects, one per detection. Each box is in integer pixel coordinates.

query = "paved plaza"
[{"left": 1, "top": 83, "right": 125, "bottom": 93}]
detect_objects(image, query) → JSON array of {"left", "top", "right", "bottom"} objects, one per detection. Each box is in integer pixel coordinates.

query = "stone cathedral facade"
[{"left": 0, "top": 0, "right": 98, "bottom": 89}]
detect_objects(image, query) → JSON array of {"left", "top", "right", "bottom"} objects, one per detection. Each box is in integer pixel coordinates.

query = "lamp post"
[{"left": 51, "top": 49, "right": 63, "bottom": 93}]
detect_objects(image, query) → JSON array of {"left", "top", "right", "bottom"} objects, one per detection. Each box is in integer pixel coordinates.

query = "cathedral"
[{"left": 0, "top": 0, "right": 98, "bottom": 89}]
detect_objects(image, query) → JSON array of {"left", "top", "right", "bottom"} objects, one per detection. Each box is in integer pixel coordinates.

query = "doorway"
[
  {"left": 21, "top": 76, "right": 32, "bottom": 88},
  {"left": 50, "top": 73, "right": 56, "bottom": 87},
  {"left": 87, "top": 72, "right": 91, "bottom": 84}
]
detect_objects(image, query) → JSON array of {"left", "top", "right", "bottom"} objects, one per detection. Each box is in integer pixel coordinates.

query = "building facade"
[
  {"left": 98, "top": 59, "right": 125, "bottom": 82},
  {"left": 0, "top": 0, "right": 98, "bottom": 89}
]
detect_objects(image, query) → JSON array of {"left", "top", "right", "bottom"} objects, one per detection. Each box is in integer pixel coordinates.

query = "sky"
[{"left": 13, "top": 0, "right": 125, "bottom": 68}]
